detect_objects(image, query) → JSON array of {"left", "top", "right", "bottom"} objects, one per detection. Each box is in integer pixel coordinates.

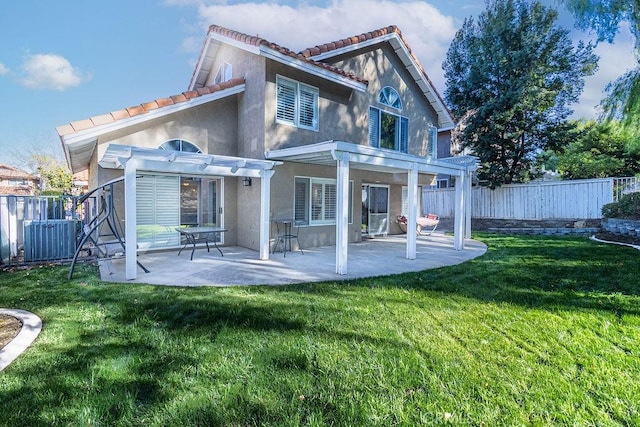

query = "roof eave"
[{"left": 61, "top": 84, "right": 246, "bottom": 174}]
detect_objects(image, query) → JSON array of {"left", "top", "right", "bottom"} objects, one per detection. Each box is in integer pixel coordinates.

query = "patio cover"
[
  {"left": 99, "top": 144, "right": 282, "bottom": 280},
  {"left": 265, "top": 140, "right": 478, "bottom": 275}
]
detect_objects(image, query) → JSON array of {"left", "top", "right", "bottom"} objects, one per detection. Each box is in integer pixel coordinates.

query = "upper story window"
[
  {"left": 214, "top": 62, "right": 232, "bottom": 84},
  {"left": 368, "top": 107, "right": 409, "bottom": 153},
  {"left": 159, "top": 139, "right": 202, "bottom": 153},
  {"left": 378, "top": 86, "right": 402, "bottom": 110},
  {"left": 276, "top": 75, "right": 318, "bottom": 131}
]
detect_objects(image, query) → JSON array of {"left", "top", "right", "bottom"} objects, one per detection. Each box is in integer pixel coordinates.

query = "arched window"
[
  {"left": 159, "top": 139, "right": 202, "bottom": 153},
  {"left": 378, "top": 86, "right": 402, "bottom": 110}
]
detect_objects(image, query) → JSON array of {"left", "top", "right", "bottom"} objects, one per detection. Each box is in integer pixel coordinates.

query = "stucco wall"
[{"left": 325, "top": 44, "right": 440, "bottom": 158}]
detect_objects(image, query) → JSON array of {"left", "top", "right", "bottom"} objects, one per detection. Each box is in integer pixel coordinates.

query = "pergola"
[
  {"left": 99, "top": 141, "right": 477, "bottom": 280},
  {"left": 99, "top": 144, "right": 282, "bottom": 280},
  {"left": 265, "top": 141, "right": 478, "bottom": 274}
]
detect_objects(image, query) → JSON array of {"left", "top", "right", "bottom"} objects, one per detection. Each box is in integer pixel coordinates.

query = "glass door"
[{"left": 361, "top": 185, "right": 389, "bottom": 236}]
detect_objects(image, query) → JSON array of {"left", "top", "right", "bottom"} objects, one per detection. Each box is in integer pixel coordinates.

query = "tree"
[
  {"left": 24, "top": 153, "right": 75, "bottom": 195},
  {"left": 443, "top": 0, "right": 598, "bottom": 188},
  {"left": 540, "top": 120, "right": 640, "bottom": 179},
  {"left": 561, "top": 0, "right": 639, "bottom": 127}
]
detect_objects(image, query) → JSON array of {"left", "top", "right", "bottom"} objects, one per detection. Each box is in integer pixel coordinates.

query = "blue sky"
[{"left": 0, "top": 0, "right": 636, "bottom": 170}]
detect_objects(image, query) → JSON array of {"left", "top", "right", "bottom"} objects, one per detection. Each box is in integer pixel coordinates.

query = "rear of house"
[{"left": 58, "top": 24, "right": 476, "bottom": 278}]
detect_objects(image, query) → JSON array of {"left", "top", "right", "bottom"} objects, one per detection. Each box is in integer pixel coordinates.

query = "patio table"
[{"left": 175, "top": 226, "right": 227, "bottom": 260}]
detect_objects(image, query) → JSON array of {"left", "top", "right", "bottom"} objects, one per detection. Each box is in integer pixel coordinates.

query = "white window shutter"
[
  {"left": 427, "top": 124, "right": 437, "bottom": 159},
  {"left": 368, "top": 107, "right": 380, "bottom": 148},
  {"left": 324, "top": 184, "right": 337, "bottom": 220},
  {"left": 299, "top": 84, "right": 318, "bottom": 130},
  {"left": 400, "top": 117, "right": 409, "bottom": 153},
  {"left": 276, "top": 78, "right": 297, "bottom": 125},
  {"left": 294, "top": 178, "right": 309, "bottom": 224}
]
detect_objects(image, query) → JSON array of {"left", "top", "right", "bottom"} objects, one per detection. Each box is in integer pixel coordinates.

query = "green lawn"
[{"left": 0, "top": 234, "right": 639, "bottom": 426}]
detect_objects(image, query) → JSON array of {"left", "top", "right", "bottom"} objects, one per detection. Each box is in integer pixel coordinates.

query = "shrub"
[{"left": 602, "top": 192, "right": 640, "bottom": 219}]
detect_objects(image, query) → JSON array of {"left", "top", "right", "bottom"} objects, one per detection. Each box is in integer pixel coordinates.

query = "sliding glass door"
[
  {"left": 361, "top": 184, "right": 389, "bottom": 236},
  {"left": 136, "top": 175, "right": 223, "bottom": 250}
]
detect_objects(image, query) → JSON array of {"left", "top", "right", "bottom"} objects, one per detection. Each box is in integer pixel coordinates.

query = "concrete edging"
[
  {"left": 590, "top": 235, "right": 640, "bottom": 251},
  {"left": 0, "top": 309, "right": 42, "bottom": 372}
]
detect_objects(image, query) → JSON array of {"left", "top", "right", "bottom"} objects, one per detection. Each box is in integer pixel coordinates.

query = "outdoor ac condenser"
[{"left": 23, "top": 220, "right": 77, "bottom": 262}]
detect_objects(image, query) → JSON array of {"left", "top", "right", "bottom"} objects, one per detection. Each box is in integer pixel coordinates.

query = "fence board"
[{"left": 423, "top": 178, "right": 615, "bottom": 219}]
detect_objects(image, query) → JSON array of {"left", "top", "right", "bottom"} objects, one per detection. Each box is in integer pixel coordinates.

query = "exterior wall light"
[{"left": 242, "top": 177, "right": 252, "bottom": 186}]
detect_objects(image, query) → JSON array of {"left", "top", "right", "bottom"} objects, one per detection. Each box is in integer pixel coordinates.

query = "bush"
[{"left": 602, "top": 192, "right": 640, "bottom": 219}]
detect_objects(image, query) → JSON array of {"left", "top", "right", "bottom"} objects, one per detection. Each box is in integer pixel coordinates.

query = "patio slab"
[{"left": 98, "top": 233, "right": 487, "bottom": 287}]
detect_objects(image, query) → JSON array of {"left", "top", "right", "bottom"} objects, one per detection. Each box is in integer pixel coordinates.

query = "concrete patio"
[{"left": 98, "top": 233, "right": 487, "bottom": 287}]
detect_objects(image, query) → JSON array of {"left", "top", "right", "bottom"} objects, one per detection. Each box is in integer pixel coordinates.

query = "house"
[
  {"left": 57, "top": 24, "right": 477, "bottom": 280},
  {"left": 0, "top": 165, "right": 40, "bottom": 196}
]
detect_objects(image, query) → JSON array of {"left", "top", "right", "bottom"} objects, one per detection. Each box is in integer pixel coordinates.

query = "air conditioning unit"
[{"left": 24, "top": 220, "right": 77, "bottom": 262}]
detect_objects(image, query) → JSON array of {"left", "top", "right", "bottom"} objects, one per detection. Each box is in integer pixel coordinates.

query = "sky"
[{"left": 0, "top": 0, "right": 636, "bottom": 170}]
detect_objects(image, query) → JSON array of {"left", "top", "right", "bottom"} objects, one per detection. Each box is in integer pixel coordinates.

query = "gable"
[{"left": 301, "top": 26, "right": 454, "bottom": 129}]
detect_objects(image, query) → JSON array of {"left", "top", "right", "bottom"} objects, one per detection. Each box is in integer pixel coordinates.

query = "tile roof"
[
  {"left": 0, "top": 165, "right": 39, "bottom": 181},
  {"left": 299, "top": 25, "right": 402, "bottom": 58},
  {"left": 207, "top": 25, "right": 368, "bottom": 85},
  {"left": 57, "top": 77, "right": 245, "bottom": 137},
  {"left": 0, "top": 186, "right": 36, "bottom": 196}
]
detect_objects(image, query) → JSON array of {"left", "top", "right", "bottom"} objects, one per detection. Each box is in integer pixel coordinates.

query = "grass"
[{"left": 0, "top": 233, "right": 639, "bottom": 426}]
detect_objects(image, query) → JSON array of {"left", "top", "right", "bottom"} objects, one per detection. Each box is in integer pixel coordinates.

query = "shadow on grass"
[{"left": 1, "top": 234, "right": 639, "bottom": 425}]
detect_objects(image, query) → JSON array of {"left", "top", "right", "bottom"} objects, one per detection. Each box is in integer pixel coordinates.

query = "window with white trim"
[
  {"left": 214, "top": 62, "right": 232, "bottom": 84},
  {"left": 276, "top": 76, "right": 318, "bottom": 131},
  {"left": 368, "top": 107, "right": 408, "bottom": 153},
  {"left": 294, "top": 177, "right": 353, "bottom": 225},
  {"left": 159, "top": 139, "right": 202, "bottom": 153},
  {"left": 379, "top": 86, "right": 402, "bottom": 110}
]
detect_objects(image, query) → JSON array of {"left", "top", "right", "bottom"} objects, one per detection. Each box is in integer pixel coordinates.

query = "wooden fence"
[{"left": 422, "top": 178, "right": 617, "bottom": 220}]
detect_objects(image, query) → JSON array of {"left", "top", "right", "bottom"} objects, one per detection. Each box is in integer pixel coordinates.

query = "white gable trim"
[
  {"left": 62, "top": 84, "right": 245, "bottom": 173},
  {"left": 307, "top": 33, "right": 455, "bottom": 129}
]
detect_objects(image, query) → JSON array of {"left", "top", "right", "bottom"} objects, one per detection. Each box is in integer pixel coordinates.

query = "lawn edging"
[
  {"left": 0, "top": 309, "right": 42, "bottom": 372},
  {"left": 590, "top": 234, "right": 640, "bottom": 251}
]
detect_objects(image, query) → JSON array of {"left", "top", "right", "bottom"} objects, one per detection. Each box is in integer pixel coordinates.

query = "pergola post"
[
  {"left": 465, "top": 170, "right": 472, "bottom": 239},
  {"left": 454, "top": 171, "right": 466, "bottom": 250},
  {"left": 335, "top": 151, "right": 350, "bottom": 275},
  {"left": 406, "top": 163, "right": 418, "bottom": 259},
  {"left": 124, "top": 158, "right": 138, "bottom": 280},
  {"left": 259, "top": 169, "right": 273, "bottom": 260}
]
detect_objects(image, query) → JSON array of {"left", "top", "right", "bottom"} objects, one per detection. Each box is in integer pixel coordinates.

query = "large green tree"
[
  {"left": 562, "top": 0, "right": 639, "bottom": 128},
  {"left": 444, "top": 0, "right": 598, "bottom": 188},
  {"left": 541, "top": 120, "right": 640, "bottom": 179}
]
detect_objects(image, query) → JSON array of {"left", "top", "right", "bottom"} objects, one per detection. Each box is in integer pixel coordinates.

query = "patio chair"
[{"left": 416, "top": 214, "right": 440, "bottom": 236}]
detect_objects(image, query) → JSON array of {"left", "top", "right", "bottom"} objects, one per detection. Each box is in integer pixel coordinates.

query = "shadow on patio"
[{"left": 98, "top": 233, "right": 487, "bottom": 287}]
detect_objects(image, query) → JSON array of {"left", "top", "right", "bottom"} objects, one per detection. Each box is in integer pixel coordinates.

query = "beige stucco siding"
[{"left": 325, "top": 44, "right": 440, "bottom": 158}]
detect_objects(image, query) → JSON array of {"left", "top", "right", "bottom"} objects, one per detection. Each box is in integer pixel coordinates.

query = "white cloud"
[
  {"left": 193, "top": 0, "right": 458, "bottom": 92},
  {"left": 0, "top": 63, "right": 9, "bottom": 76},
  {"left": 571, "top": 23, "right": 637, "bottom": 120},
  {"left": 20, "top": 53, "right": 89, "bottom": 91},
  {"left": 183, "top": 0, "right": 635, "bottom": 120}
]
